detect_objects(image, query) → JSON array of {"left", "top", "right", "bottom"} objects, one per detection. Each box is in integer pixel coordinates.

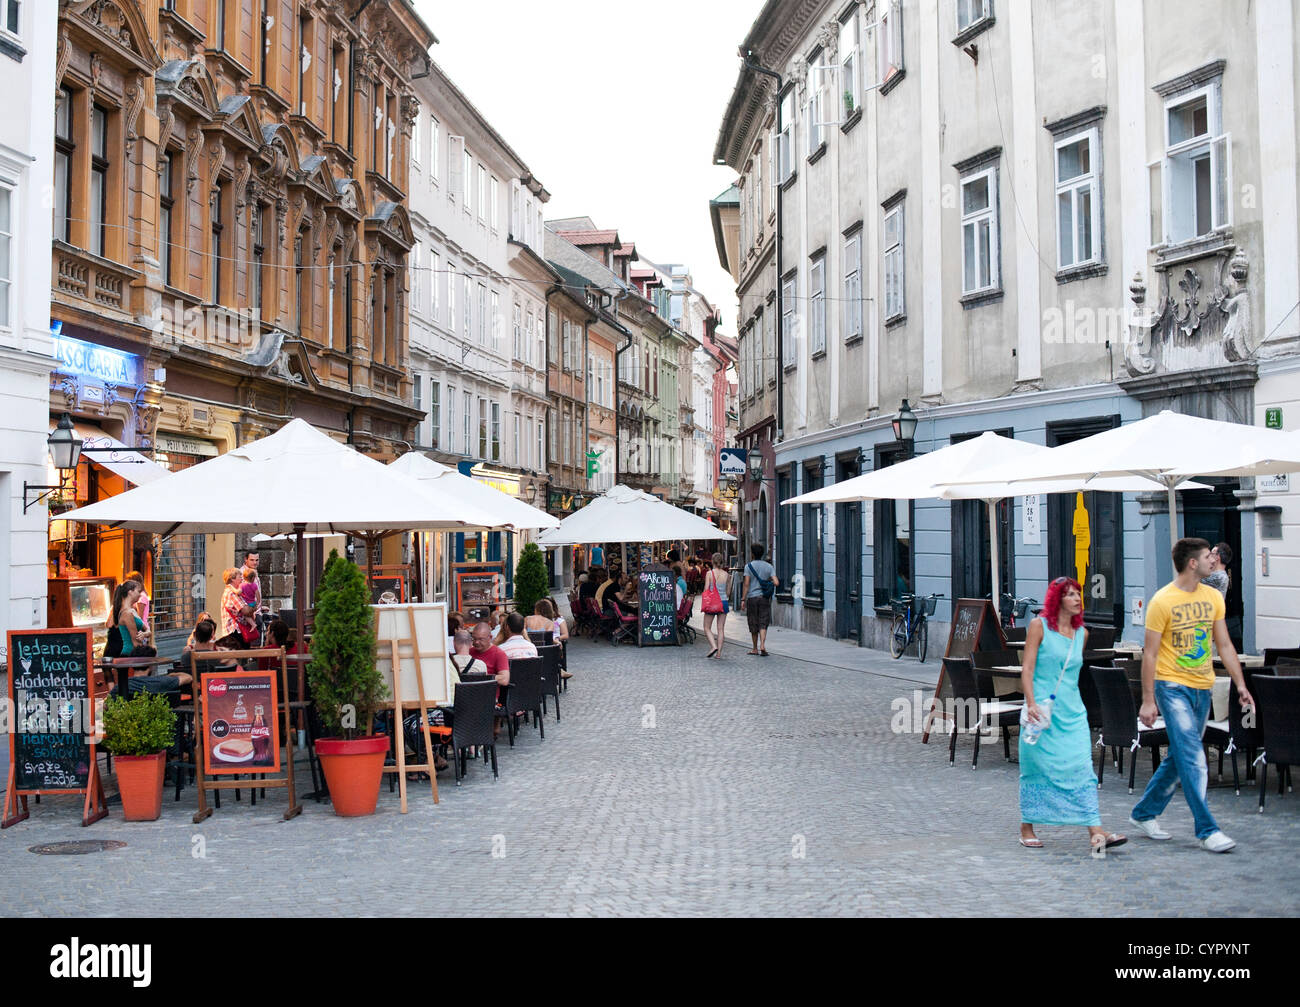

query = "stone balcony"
[{"left": 52, "top": 240, "right": 141, "bottom": 320}]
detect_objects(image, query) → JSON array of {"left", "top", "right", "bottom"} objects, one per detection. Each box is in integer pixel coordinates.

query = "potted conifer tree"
[
  {"left": 514, "top": 541, "right": 549, "bottom": 616},
  {"left": 307, "top": 549, "right": 390, "bottom": 816},
  {"left": 102, "top": 692, "right": 176, "bottom": 821}
]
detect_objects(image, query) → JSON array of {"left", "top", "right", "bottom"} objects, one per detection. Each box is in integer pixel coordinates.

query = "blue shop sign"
[{"left": 50, "top": 329, "right": 138, "bottom": 386}]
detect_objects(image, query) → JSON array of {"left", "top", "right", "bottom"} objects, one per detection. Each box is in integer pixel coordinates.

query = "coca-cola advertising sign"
[{"left": 199, "top": 670, "right": 279, "bottom": 776}]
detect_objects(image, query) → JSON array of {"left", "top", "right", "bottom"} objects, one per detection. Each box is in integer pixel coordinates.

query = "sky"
[{"left": 411, "top": 0, "right": 751, "bottom": 339}]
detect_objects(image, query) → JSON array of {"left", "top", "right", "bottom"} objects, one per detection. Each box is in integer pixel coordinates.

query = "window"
[
  {"left": 537, "top": 417, "right": 544, "bottom": 468},
  {"left": 512, "top": 413, "right": 520, "bottom": 465},
  {"left": 548, "top": 408, "right": 557, "bottom": 463},
  {"left": 776, "top": 467, "right": 796, "bottom": 588},
  {"left": 960, "top": 167, "right": 999, "bottom": 294},
  {"left": 159, "top": 154, "right": 174, "bottom": 288},
  {"left": 764, "top": 304, "right": 774, "bottom": 387},
  {"left": 477, "top": 397, "right": 487, "bottom": 457},
  {"left": 447, "top": 261, "right": 455, "bottom": 328},
  {"left": 0, "top": 185, "right": 10, "bottom": 327},
  {"left": 843, "top": 230, "right": 862, "bottom": 340},
  {"left": 462, "top": 275, "right": 471, "bottom": 336},
  {"left": 801, "top": 462, "right": 824, "bottom": 601},
  {"left": 534, "top": 310, "right": 544, "bottom": 368},
  {"left": 211, "top": 181, "right": 225, "bottom": 304},
  {"left": 413, "top": 374, "right": 423, "bottom": 441},
  {"left": 90, "top": 104, "right": 108, "bottom": 258},
  {"left": 490, "top": 176, "right": 498, "bottom": 230},
  {"left": 806, "top": 49, "right": 825, "bottom": 154},
  {"left": 297, "top": 13, "right": 311, "bottom": 116},
  {"left": 411, "top": 112, "right": 420, "bottom": 167},
  {"left": 54, "top": 87, "right": 72, "bottom": 243},
  {"left": 490, "top": 290, "right": 500, "bottom": 351},
  {"left": 562, "top": 408, "right": 571, "bottom": 466},
  {"left": 1055, "top": 128, "right": 1100, "bottom": 269},
  {"left": 429, "top": 381, "right": 440, "bottom": 449},
  {"left": 2, "top": 0, "right": 20, "bottom": 41},
  {"left": 781, "top": 273, "right": 797, "bottom": 369},
  {"left": 410, "top": 242, "right": 422, "bottom": 313},
  {"left": 778, "top": 90, "right": 795, "bottom": 182},
  {"left": 878, "top": 0, "right": 904, "bottom": 87},
  {"left": 430, "top": 251, "right": 440, "bottom": 320},
  {"left": 872, "top": 448, "right": 912, "bottom": 608},
  {"left": 809, "top": 255, "right": 826, "bottom": 355},
  {"left": 476, "top": 283, "right": 486, "bottom": 344},
  {"left": 463, "top": 149, "right": 473, "bottom": 213},
  {"left": 956, "top": 0, "right": 991, "bottom": 34},
  {"left": 840, "top": 12, "right": 860, "bottom": 116},
  {"left": 446, "top": 386, "right": 456, "bottom": 452},
  {"left": 477, "top": 164, "right": 487, "bottom": 222},
  {"left": 1161, "top": 86, "right": 1229, "bottom": 243},
  {"left": 462, "top": 391, "right": 471, "bottom": 456},
  {"left": 490, "top": 402, "right": 500, "bottom": 462},
  {"left": 883, "top": 202, "right": 905, "bottom": 318},
  {"left": 430, "top": 117, "right": 440, "bottom": 183},
  {"left": 513, "top": 302, "right": 523, "bottom": 361},
  {"left": 547, "top": 309, "right": 558, "bottom": 365}
]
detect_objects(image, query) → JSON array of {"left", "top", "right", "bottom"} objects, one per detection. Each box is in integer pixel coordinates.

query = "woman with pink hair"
[{"left": 1017, "top": 576, "right": 1126, "bottom": 852}]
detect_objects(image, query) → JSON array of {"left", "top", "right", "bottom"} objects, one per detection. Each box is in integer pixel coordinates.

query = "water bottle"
[{"left": 1020, "top": 696, "right": 1054, "bottom": 746}]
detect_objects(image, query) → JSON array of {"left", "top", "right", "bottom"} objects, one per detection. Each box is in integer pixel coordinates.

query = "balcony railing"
[{"left": 52, "top": 241, "right": 140, "bottom": 315}]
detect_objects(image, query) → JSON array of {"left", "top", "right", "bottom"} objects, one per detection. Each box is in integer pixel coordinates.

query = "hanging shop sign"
[{"left": 51, "top": 333, "right": 139, "bottom": 387}]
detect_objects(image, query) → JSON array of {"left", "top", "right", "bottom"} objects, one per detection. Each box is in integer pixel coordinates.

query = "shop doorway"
[
  {"left": 1181, "top": 481, "right": 1243, "bottom": 650},
  {"left": 835, "top": 454, "right": 862, "bottom": 640}
]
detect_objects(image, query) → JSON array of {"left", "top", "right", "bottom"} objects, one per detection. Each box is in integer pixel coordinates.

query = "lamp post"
[{"left": 891, "top": 399, "right": 917, "bottom": 457}]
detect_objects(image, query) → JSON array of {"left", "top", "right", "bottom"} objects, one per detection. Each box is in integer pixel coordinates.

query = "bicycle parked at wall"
[
  {"left": 999, "top": 593, "right": 1039, "bottom": 630},
  {"left": 889, "top": 592, "right": 943, "bottom": 662}
]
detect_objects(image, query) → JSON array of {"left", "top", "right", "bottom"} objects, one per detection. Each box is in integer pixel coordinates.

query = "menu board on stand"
[
  {"left": 369, "top": 564, "right": 410, "bottom": 605},
  {"left": 636, "top": 563, "right": 679, "bottom": 647},
  {"left": 3, "top": 629, "right": 107, "bottom": 827},
  {"left": 921, "top": 598, "right": 1007, "bottom": 743},
  {"left": 453, "top": 563, "right": 505, "bottom": 624}
]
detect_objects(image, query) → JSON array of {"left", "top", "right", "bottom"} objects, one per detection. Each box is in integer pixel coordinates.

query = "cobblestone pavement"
[{"left": 1, "top": 626, "right": 1296, "bottom": 917}]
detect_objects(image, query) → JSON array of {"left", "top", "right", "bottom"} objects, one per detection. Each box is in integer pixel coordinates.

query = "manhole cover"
[{"left": 28, "top": 840, "right": 126, "bottom": 855}]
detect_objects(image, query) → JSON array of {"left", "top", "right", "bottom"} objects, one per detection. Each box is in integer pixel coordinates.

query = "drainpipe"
[
  {"left": 740, "top": 49, "right": 784, "bottom": 444},
  {"left": 609, "top": 287, "right": 631, "bottom": 484}
]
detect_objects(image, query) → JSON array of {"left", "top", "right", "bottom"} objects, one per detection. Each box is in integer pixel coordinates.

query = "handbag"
[{"left": 701, "top": 570, "right": 724, "bottom": 614}]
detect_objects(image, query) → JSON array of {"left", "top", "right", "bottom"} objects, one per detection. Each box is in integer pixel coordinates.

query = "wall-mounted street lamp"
[
  {"left": 891, "top": 399, "right": 918, "bottom": 452},
  {"left": 747, "top": 448, "right": 765, "bottom": 483},
  {"left": 24, "top": 413, "right": 145, "bottom": 514}
]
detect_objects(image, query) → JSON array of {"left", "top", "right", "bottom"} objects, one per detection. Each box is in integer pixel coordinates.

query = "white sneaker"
[
  {"left": 1128, "top": 816, "right": 1172, "bottom": 840},
  {"left": 1200, "top": 831, "right": 1236, "bottom": 853}
]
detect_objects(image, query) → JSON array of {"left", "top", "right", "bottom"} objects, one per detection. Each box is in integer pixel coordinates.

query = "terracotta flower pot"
[
  {"left": 114, "top": 751, "right": 167, "bottom": 821},
  {"left": 315, "top": 735, "right": 389, "bottom": 817}
]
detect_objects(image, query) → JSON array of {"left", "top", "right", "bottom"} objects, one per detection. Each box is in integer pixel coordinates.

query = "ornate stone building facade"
[{"left": 48, "top": 0, "right": 434, "bottom": 642}]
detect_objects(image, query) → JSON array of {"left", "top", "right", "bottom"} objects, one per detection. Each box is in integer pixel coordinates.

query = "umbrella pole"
[
  {"left": 1166, "top": 480, "right": 1180, "bottom": 569},
  {"left": 987, "top": 500, "right": 1001, "bottom": 624}
]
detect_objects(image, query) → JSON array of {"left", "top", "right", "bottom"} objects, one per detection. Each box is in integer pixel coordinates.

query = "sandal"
[
  {"left": 746, "top": 649, "right": 759, "bottom": 655},
  {"left": 1019, "top": 836, "right": 1044, "bottom": 848},
  {"left": 1096, "top": 832, "right": 1127, "bottom": 849},
  {"left": 705, "top": 648, "right": 717, "bottom": 658},
  {"left": 760, "top": 650, "right": 770, "bottom": 657}
]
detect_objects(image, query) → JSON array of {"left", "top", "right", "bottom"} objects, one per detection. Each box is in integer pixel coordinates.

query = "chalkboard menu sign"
[
  {"left": 454, "top": 565, "right": 504, "bottom": 623},
  {"left": 944, "top": 598, "right": 1005, "bottom": 660},
  {"left": 637, "top": 564, "right": 679, "bottom": 647},
  {"left": 3, "top": 628, "right": 107, "bottom": 827}
]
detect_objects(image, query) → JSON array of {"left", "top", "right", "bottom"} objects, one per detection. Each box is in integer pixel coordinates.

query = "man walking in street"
[
  {"left": 741, "top": 542, "right": 778, "bottom": 657},
  {"left": 1130, "top": 538, "right": 1254, "bottom": 852}
]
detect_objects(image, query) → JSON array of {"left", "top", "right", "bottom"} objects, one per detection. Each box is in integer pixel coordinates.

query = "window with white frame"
[
  {"left": 548, "top": 308, "right": 559, "bottom": 365},
  {"left": 764, "top": 302, "right": 775, "bottom": 386},
  {"left": 778, "top": 90, "right": 795, "bottom": 182},
  {"left": 512, "top": 412, "right": 520, "bottom": 466},
  {"left": 430, "top": 251, "right": 440, "bottom": 320},
  {"left": 781, "top": 273, "right": 797, "bottom": 369},
  {"left": 513, "top": 302, "right": 523, "bottom": 361},
  {"left": 463, "top": 149, "right": 473, "bottom": 213},
  {"left": 877, "top": 0, "right": 904, "bottom": 87},
  {"left": 753, "top": 141, "right": 764, "bottom": 230},
  {"left": 806, "top": 48, "right": 826, "bottom": 154},
  {"left": 883, "top": 201, "right": 905, "bottom": 318},
  {"left": 477, "top": 165, "right": 487, "bottom": 222},
  {"left": 1, "top": 1, "right": 20, "bottom": 42},
  {"left": 446, "top": 385, "right": 456, "bottom": 452},
  {"left": 490, "top": 290, "right": 500, "bottom": 351},
  {"left": 490, "top": 402, "right": 500, "bottom": 461},
  {"left": 429, "top": 380, "right": 440, "bottom": 449},
  {"left": 809, "top": 255, "right": 826, "bottom": 355},
  {"left": 956, "top": 0, "right": 991, "bottom": 35},
  {"left": 411, "top": 112, "right": 420, "bottom": 167},
  {"left": 1161, "top": 85, "right": 1229, "bottom": 244},
  {"left": 525, "top": 417, "right": 533, "bottom": 468},
  {"left": 448, "top": 135, "right": 463, "bottom": 201},
  {"left": 548, "top": 407, "right": 557, "bottom": 462},
  {"left": 537, "top": 416, "right": 544, "bottom": 468},
  {"left": 843, "top": 230, "right": 862, "bottom": 340},
  {"left": 413, "top": 373, "right": 423, "bottom": 440},
  {"left": 0, "top": 183, "right": 11, "bottom": 327},
  {"left": 463, "top": 391, "right": 472, "bottom": 456},
  {"left": 840, "top": 11, "right": 860, "bottom": 116},
  {"left": 1054, "top": 127, "right": 1100, "bottom": 269},
  {"left": 534, "top": 310, "right": 544, "bottom": 369},
  {"left": 477, "top": 283, "right": 487, "bottom": 344},
  {"left": 490, "top": 176, "right": 499, "bottom": 230},
  {"left": 960, "top": 167, "right": 999, "bottom": 294},
  {"left": 430, "top": 117, "right": 439, "bottom": 183},
  {"left": 409, "top": 241, "right": 421, "bottom": 313},
  {"left": 462, "top": 275, "right": 471, "bottom": 336},
  {"left": 447, "top": 260, "right": 456, "bottom": 327}
]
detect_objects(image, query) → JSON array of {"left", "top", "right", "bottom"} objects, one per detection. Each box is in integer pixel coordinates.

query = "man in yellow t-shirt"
[{"left": 1130, "top": 538, "right": 1254, "bottom": 853}]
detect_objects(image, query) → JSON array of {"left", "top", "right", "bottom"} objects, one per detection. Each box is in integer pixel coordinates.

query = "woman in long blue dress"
[{"left": 1018, "top": 577, "right": 1126, "bottom": 851}]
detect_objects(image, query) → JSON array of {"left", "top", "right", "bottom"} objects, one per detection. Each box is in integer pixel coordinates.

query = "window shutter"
[
  {"left": 892, "top": 0, "right": 904, "bottom": 73},
  {"left": 1146, "top": 156, "right": 1165, "bottom": 246},
  {"left": 1212, "top": 132, "right": 1231, "bottom": 230},
  {"left": 448, "top": 135, "right": 464, "bottom": 201}
]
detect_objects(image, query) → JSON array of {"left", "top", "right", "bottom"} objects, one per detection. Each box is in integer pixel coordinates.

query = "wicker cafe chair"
[
  {"left": 1251, "top": 674, "right": 1300, "bottom": 812},
  {"left": 500, "top": 657, "right": 545, "bottom": 746},
  {"left": 443, "top": 680, "right": 498, "bottom": 784},
  {"left": 1092, "top": 665, "right": 1167, "bottom": 793},
  {"left": 536, "top": 644, "right": 562, "bottom": 722},
  {"left": 942, "top": 657, "right": 1024, "bottom": 768}
]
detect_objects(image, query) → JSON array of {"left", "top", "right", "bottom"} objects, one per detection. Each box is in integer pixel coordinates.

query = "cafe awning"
[
  {"left": 53, "top": 420, "right": 169, "bottom": 486},
  {"left": 538, "top": 484, "right": 734, "bottom": 547}
]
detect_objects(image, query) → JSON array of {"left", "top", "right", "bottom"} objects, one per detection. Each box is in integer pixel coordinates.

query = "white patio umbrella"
[
  {"left": 938, "top": 411, "right": 1300, "bottom": 564},
  {"left": 389, "top": 451, "right": 557, "bottom": 531},
  {"left": 786, "top": 432, "right": 1194, "bottom": 620},
  {"left": 538, "top": 484, "right": 735, "bottom": 547},
  {"left": 59, "top": 419, "right": 503, "bottom": 622}
]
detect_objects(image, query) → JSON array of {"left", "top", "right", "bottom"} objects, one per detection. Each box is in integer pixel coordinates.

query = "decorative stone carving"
[
  {"left": 400, "top": 92, "right": 419, "bottom": 129},
  {"left": 1221, "top": 250, "right": 1253, "bottom": 362},
  {"left": 1124, "top": 271, "right": 1156, "bottom": 376},
  {"left": 176, "top": 399, "right": 193, "bottom": 430},
  {"left": 55, "top": 26, "right": 72, "bottom": 95},
  {"left": 58, "top": 376, "right": 78, "bottom": 414},
  {"left": 88, "top": 52, "right": 104, "bottom": 102},
  {"left": 275, "top": 196, "right": 288, "bottom": 244},
  {"left": 184, "top": 127, "right": 203, "bottom": 195},
  {"left": 233, "top": 155, "right": 252, "bottom": 219},
  {"left": 208, "top": 141, "right": 227, "bottom": 209},
  {"left": 817, "top": 20, "right": 838, "bottom": 60},
  {"left": 124, "top": 72, "right": 146, "bottom": 153},
  {"left": 156, "top": 103, "right": 175, "bottom": 161}
]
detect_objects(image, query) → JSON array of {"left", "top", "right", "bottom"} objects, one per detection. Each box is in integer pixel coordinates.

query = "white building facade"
[{"left": 0, "top": 4, "right": 57, "bottom": 647}]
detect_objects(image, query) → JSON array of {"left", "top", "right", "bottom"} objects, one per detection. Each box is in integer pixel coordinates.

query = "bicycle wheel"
[
  {"left": 916, "top": 619, "right": 928, "bottom": 663},
  {"left": 890, "top": 616, "right": 907, "bottom": 659}
]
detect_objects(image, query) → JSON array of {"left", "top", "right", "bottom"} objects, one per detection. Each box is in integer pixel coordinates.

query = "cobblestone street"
[{"left": 1, "top": 623, "right": 1296, "bottom": 917}]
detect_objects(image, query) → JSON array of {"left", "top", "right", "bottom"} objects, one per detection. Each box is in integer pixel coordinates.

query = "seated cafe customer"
[
  {"left": 470, "top": 622, "right": 511, "bottom": 688},
  {"left": 498, "top": 612, "right": 539, "bottom": 660},
  {"left": 105, "top": 581, "right": 155, "bottom": 659},
  {"left": 403, "top": 629, "right": 485, "bottom": 772}
]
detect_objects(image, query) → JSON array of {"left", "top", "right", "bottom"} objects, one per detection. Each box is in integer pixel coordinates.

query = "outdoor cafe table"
[{"left": 100, "top": 655, "right": 176, "bottom": 691}]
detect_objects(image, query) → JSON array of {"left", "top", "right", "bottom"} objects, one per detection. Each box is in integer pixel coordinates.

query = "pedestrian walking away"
[
  {"left": 741, "top": 542, "right": 778, "bottom": 656},
  {"left": 1130, "top": 538, "right": 1255, "bottom": 852},
  {"left": 701, "top": 553, "right": 730, "bottom": 659},
  {"left": 1018, "top": 577, "right": 1125, "bottom": 852}
]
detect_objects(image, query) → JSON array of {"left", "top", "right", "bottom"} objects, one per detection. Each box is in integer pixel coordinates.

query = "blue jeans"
[{"left": 1131, "top": 682, "right": 1218, "bottom": 839}]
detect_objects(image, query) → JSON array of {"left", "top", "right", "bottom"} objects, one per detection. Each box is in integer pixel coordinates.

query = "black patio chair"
[
  {"left": 943, "top": 656, "right": 1023, "bottom": 768},
  {"left": 1003, "top": 626, "right": 1028, "bottom": 645},
  {"left": 1086, "top": 626, "right": 1117, "bottom": 651},
  {"left": 536, "top": 644, "right": 562, "bottom": 722},
  {"left": 448, "top": 680, "right": 498, "bottom": 784},
  {"left": 527, "top": 629, "right": 554, "bottom": 648},
  {"left": 1262, "top": 647, "right": 1300, "bottom": 669},
  {"left": 1272, "top": 658, "right": 1300, "bottom": 677},
  {"left": 1092, "top": 664, "right": 1167, "bottom": 792},
  {"left": 501, "top": 657, "right": 544, "bottom": 746},
  {"left": 1251, "top": 674, "right": 1300, "bottom": 812}
]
